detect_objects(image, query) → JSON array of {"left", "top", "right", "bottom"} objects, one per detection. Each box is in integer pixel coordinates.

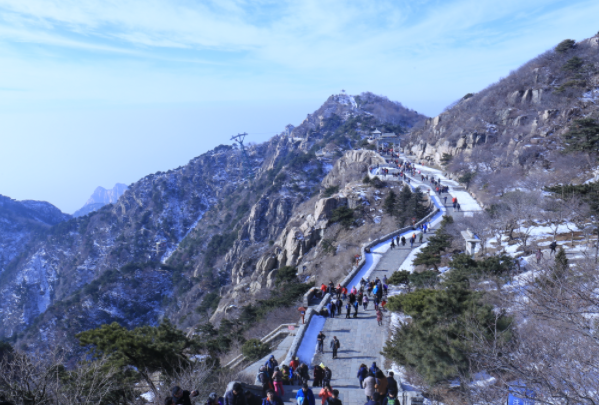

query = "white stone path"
[{"left": 276, "top": 154, "right": 482, "bottom": 404}]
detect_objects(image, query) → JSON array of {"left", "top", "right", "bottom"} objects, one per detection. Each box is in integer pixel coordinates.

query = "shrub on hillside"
[
  {"left": 241, "top": 339, "right": 270, "bottom": 361},
  {"left": 555, "top": 39, "right": 576, "bottom": 53}
]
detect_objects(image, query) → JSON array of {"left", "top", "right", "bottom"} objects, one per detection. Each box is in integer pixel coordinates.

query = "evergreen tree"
[
  {"left": 413, "top": 230, "right": 452, "bottom": 270},
  {"left": 561, "top": 118, "right": 599, "bottom": 154},
  {"left": 555, "top": 39, "right": 576, "bottom": 53},
  {"left": 384, "top": 190, "right": 397, "bottom": 216},
  {"left": 383, "top": 285, "right": 512, "bottom": 385},
  {"left": 387, "top": 269, "right": 410, "bottom": 286},
  {"left": 77, "top": 320, "right": 200, "bottom": 394},
  {"left": 551, "top": 247, "right": 569, "bottom": 280}
]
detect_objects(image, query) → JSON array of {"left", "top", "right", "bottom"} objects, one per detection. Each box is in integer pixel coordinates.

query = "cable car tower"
[{"left": 230, "top": 132, "right": 252, "bottom": 179}]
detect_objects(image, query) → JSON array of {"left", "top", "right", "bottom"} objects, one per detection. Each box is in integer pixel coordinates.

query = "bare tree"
[
  {"left": 157, "top": 361, "right": 215, "bottom": 405},
  {"left": 0, "top": 350, "right": 61, "bottom": 405},
  {"left": 501, "top": 191, "right": 539, "bottom": 251},
  {"left": 465, "top": 256, "right": 599, "bottom": 405}
]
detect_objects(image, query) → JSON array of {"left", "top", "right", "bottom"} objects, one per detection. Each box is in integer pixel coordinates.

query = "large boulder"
[
  {"left": 314, "top": 197, "right": 348, "bottom": 221},
  {"left": 322, "top": 150, "right": 385, "bottom": 188}
]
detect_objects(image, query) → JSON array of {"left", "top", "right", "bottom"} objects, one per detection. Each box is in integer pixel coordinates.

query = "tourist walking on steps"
[
  {"left": 318, "top": 384, "right": 333, "bottom": 405},
  {"left": 224, "top": 383, "right": 245, "bottom": 405},
  {"left": 363, "top": 294, "right": 369, "bottom": 310},
  {"left": 375, "top": 370, "right": 388, "bottom": 398},
  {"left": 326, "top": 389, "right": 342, "bottom": 405},
  {"left": 381, "top": 391, "right": 397, "bottom": 405},
  {"left": 296, "top": 383, "right": 316, "bottom": 405},
  {"left": 370, "top": 362, "right": 380, "bottom": 375},
  {"left": 386, "top": 371, "right": 398, "bottom": 395},
  {"left": 401, "top": 236, "right": 406, "bottom": 246},
  {"left": 265, "top": 355, "right": 278, "bottom": 378},
  {"left": 390, "top": 239, "right": 395, "bottom": 249},
  {"left": 330, "top": 336, "right": 340, "bottom": 359},
  {"left": 262, "top": 390, "right": 283, "bottom": 405},
  {"left": 353, "top": 300, "right": 359, "bottom": 318},
  {"left": 336, "top": 297, "right": 343, "bottom": 316},
  {"left": 549, "top": 241, "right": 557, "bottom": 256},
  {"left": 345, "top": 301, "right": 351, "bottom": 318},
  {"left": 313, "top": 365, "right": 324, "bottom": 387},
  {"left": 376, "top": 308, "right": 383, "bottom": 326},
  {"left": 317, "top": 331, "right": 326, "bottom": 354},
  {"left": 357, "top": 364, "right": 368, "bottom": 389},
  {"left": 297, "top": 363, "right": 310, "bottom": 387},
  {"left": 272, "top": 367, "right": 284, "bottom": 397},
  {"left": 363, "top": 371, "right": 376, "bottom": 401},
  {"left": 322, "top": 367, "right": 332, "bottom": 387},
  {"left": 457, "top": 203, "right": 461, "bottom": 212},
  {"left": 258, "top": 366, "right": 271, "bottom": 397},
  {"left": 419, "top": 232, "right": 424, "bottom": 243}
]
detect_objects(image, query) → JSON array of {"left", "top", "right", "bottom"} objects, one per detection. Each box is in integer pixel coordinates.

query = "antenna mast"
[{"left": 230, "top": 132, "right": 252, "bottom": 179}]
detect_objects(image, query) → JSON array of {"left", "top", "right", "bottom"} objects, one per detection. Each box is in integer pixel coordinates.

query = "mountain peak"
[{"left": 73, "top": 183, "right": 128, "bottom": 217}]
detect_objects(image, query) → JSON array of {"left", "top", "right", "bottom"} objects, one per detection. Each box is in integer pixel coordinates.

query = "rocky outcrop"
[
  {"left": 240, "top": 197, "right": 294, "bottom": 243},
  {"left": 322, "top": 150, "right": 386, "bottom": 188}
]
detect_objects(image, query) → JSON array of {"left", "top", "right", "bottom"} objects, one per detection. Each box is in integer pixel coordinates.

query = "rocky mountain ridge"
[
  {"left": 0, "top": 195, "right": 70, "bottom": 278},
  {"left": 0, "top": 92, "right": 427, "bottom": 352},
  {"left": 73, "top": 183, "right": 128, "bottom": 217},
  {"left": 404, "top": 33, "right": 599, "bottom": 204}
]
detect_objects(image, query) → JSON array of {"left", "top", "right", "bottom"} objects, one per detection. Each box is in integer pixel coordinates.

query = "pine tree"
[
  {"left": 76, "top": 320, "right": 200, "bottom": 394},
  {"left": 384, "top": 190, "right": 397, "bottom": 216},
  {"left": 383, "top": 285, "right": 512, "bottom": 385},
  {"left": 413, "top": 230, "right": 452, "bottom": 270},
  {"left": 561, "top": 118, "right": 599, "bottom": 154}
]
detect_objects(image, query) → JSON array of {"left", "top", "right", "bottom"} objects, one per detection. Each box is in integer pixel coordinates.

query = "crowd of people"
[{"left": 318, "top": 277, "right": 387, "bottom": 324}]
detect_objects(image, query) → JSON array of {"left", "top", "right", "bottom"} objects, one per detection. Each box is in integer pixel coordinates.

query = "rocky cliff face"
[
  {"left": 0, "top": 92, "right": 426, "bottom": 351},
  {"left": 403, "top": 34, "right": 599, "bottom": 203},
  {"left": 73, "top": 183, "right": 128, "bottom": 217},
  {"left": 406, "top": 36, "right": 599, "bottom": 174}
]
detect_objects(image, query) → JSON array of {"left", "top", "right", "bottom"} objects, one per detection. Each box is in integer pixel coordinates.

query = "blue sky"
[{"left": 0, "top": 0, "right": 598, "bottom": 213}]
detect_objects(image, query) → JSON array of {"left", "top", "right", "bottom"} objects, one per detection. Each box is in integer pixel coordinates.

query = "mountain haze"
[{"left": 0, "top": 92, "right": 426, "bottom": 352}]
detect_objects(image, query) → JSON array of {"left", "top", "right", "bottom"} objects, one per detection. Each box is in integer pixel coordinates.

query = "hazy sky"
[{"left": 1, "top": 0, "right": 598, "bottom": 213}]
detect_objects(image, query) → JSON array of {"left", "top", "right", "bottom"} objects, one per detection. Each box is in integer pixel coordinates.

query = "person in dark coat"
[
  {"left": 326, "top": 389, "right": 342, "bottom": 405},
  {"left": 356, "top": 364, "right": 368, "bottom": 388},
  {"left": 257, "top": 365, "right": 271, "bottom": 398},
  {"left": 261, "top": 390, "right": 283, "bottom": 405},
  {"left": 172, "top": 386, "right": 199, "bottom": 405},
  {"left": 224, "top": 383, "right": 247, "bottom": 405},
  {"left": 345, "top": 302, "right": 352, "bottom": 319},
  {"left": 313, "top": 365, "right": 324, "bottom": 387},
  {"left": 386, "top": 371, "right": 398, "bottom": 395},
  {"left": 369, "top": 362, "right": 379, "bottom": 376},
  {"left": 265, "top": 355, "right": 278, "bottom": 378}
]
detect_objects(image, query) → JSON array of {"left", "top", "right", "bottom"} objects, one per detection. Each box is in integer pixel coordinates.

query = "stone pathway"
[
  {"left": 276, "top": 153, "right": 475, "bottom": 404},
  {"left": 310, "top": 244, "right": 422, "bottom": 405}
]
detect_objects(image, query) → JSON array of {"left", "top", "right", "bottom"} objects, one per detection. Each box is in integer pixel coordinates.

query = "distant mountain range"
[{"left": 73, "top": 183, "right": 128, "bottom": 217}]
